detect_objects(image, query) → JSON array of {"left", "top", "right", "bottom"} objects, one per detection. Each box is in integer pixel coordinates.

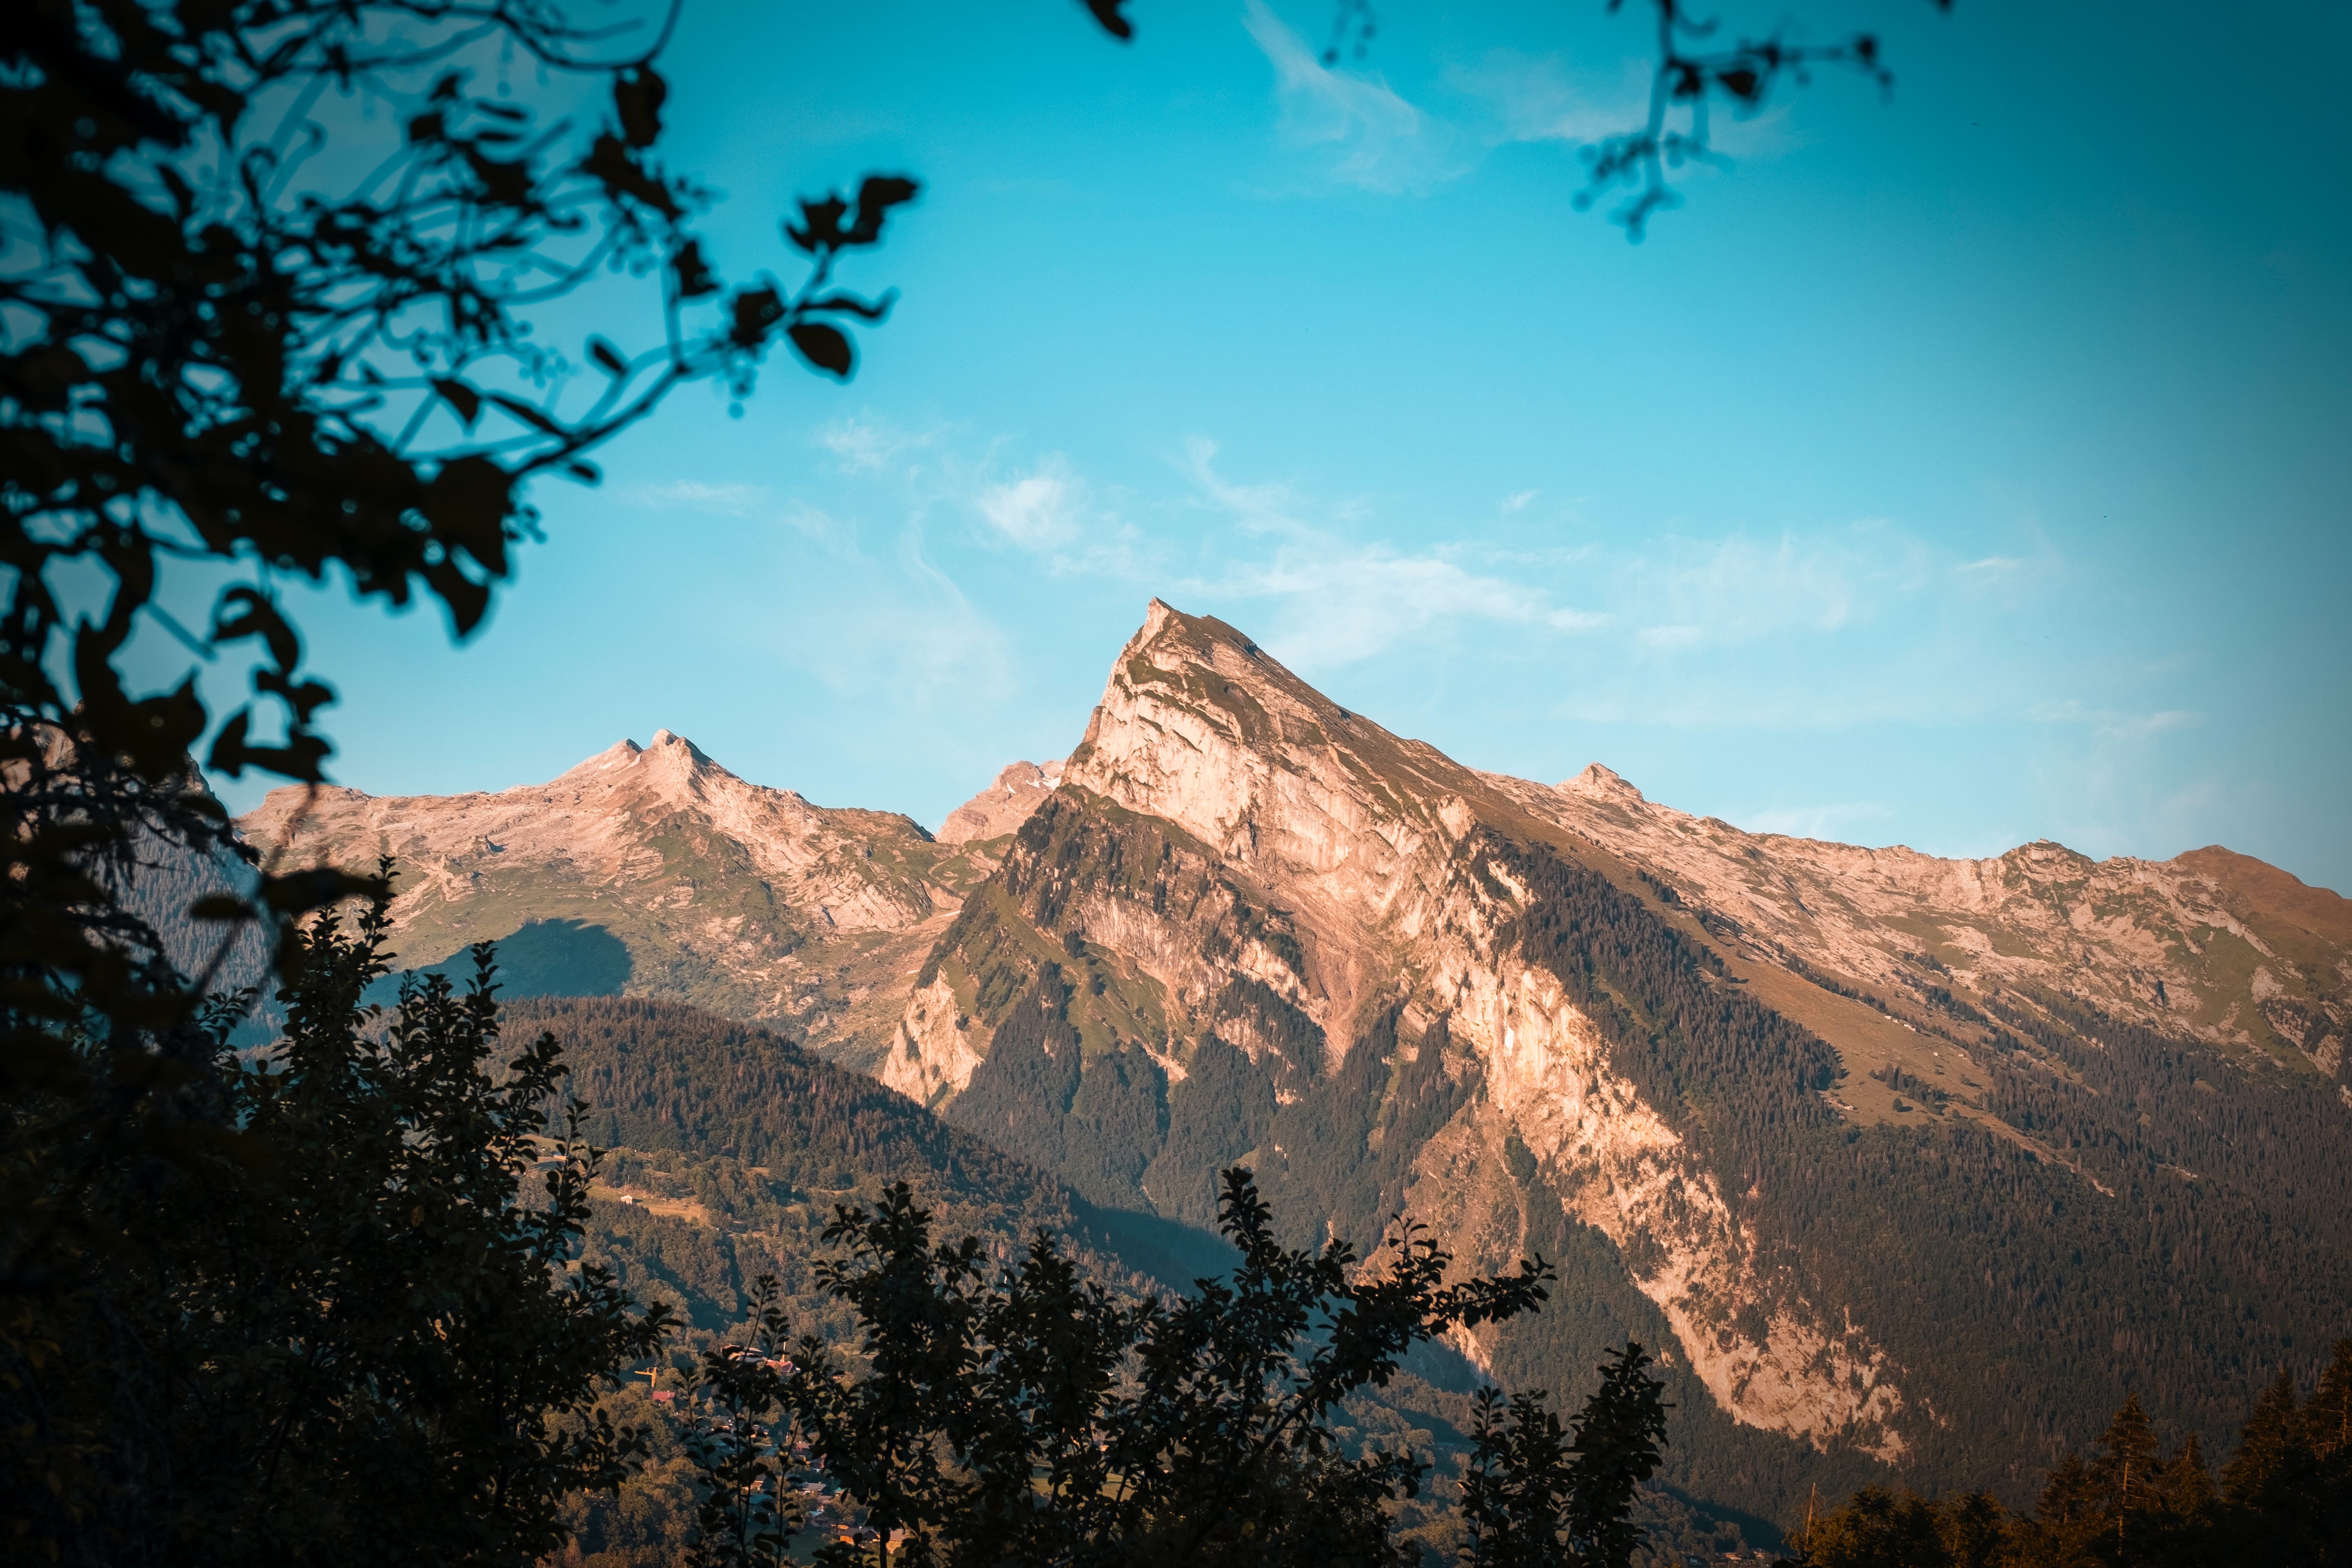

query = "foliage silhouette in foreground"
[
  {"left": 1457, "top": 1344, "right": 1672, "bottom": 1568},
  {"left": 673, "top": 1168, "right": 1673, "bottom": 1568},
  {"left": 0, "top": 869, "right": 671, "bottom": 1563}
]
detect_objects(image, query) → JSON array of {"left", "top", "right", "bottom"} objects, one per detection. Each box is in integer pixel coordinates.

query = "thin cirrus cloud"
[
  {"left": 820, "top": 414, "right": 937, "bottom": 475},
  {"left": 1444, "top": 43, "right": 1801, "bottom": 177},
  {"left": 714, "top": 424, "right": 2076, "bottom": 733},
  {"left": 1444, "top": 48, "right": 1646, "bottom": 149},
  {"left": 1240, "top": 0, "right": 1470, "bottom": 194},
  {"left": 1176, "top": 438, "right": 1611, "bottom": 667},
  {"left": 631, "top": 480, "right": 766, "bottom": 515},
  {"left": 1202, "top": 545, "right": 1607, "bottom": 671},
  {"left": 1615, "top": 528, "right": 1928, "bottom": 651},
  {"left": 977, "top": 454, "right": 1089, "bottom": 549},
  {"left": 2028, "top": 699, "right": 2205, "bottom": 741}
]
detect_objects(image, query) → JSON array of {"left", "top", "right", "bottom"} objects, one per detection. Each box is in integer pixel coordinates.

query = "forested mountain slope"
[
  {"left": 1502, "top": 764, "right": 2351, "bottom": 1098},
  {"left": 889, "top": 600, "right": 2352, "bottom": 1524},
  {"left": 497, "top": 995, "right": 1212, "bottom": 1338},
  {"left": 505, "top": 995, "right": 1756, "bottom": 1563}
]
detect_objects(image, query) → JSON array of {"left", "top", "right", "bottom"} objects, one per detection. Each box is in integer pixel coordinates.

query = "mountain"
[
  {"left": 238, "top": 731, "right": 1017, "bottom": 1065},
  {"left": 236, "top": 601, "right": 2352, "bottom": 1527},
  {"left": 937, "top": 758, "right": 1064, "bottom": 844},
  {"left": 885, "top": 600, "right": 2352, "bottom": 1518},
  {"left": 1524, "top": 765, "right": 2351, "bottom": 1092},
  {"left": 505, "top": 999, "right": 1746, "bottom": 1563}
]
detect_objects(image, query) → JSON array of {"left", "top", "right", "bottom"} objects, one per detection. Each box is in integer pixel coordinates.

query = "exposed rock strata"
[{"left": 903, "top": 602, "right": 1927, "bottom": 1455}]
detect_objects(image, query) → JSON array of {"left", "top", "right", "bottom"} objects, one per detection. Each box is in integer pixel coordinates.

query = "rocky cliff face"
[
  {"left": 891, "top": 602, "right": 1917, "bottom": 1455},
  {"left": 892, "top": 600, "right": 2352, "bottom": 1515},
  {"left": 237, "top": 730, "right": 1005, "bottom": 1066}
]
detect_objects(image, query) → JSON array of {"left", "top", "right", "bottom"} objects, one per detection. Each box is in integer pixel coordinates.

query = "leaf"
[
  {"left": 804, "top": 290, "right": 894, "bottom": 322},
  {"left": 587, "top": 337, "right": 628, "bottom": 376},
  {"left": 259, "top": 865, "right": 375, "bottom": 916},
  {"left": 212, "top": 586, "right": 301, "bottom": 674},
  {"left": 1080, "top": 0, "right": 1135, "bottom": 40},
  {"left": 614, "top": 65, "right": 667, "bottom": 149},
  {"left": 786, "top": 321, "right": 853, "bottom": 379},
  {"left": 580, "top": 133, "right": 682, "bottom": 220},
  {"left": 423, "top": 454, "right": 518, "bottom": 578},
  {"left": 430, "top": 377, "right": 482, "bottom": 427},
  {"left": 728, "top": 285, "right": 785, "bottom": 350},
  {"left": 845, "top": 175, "right": 920, "bottom": 246},
  {"left": 671, "top": 239, "right": 718, "bottom": 299},
  {"left": 158, "top": 165, "right": 194, "bottom": 221},
  {"left": 785, "top": 194, "right": 849, "bottom": 255}
]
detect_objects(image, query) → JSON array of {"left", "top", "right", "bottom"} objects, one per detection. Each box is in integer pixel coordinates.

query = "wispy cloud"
[
  {"left": 791, "top": 593, "right": 1013, "bottom": 712},
  {"left": 1501, "top": 489, "right": 1537, "bottom": 513},
  {"left": 1213, "top": 546, "right": 1603, "bottom": 669},
  {"left": 821, "top": 413, "right": 939, "bottom": 475},
  {"left": 1241, "top": 0, "right": 1467, "bottom": 193},
  {"left": 1178, "top": 442, "right": 1607, "bottom": 667},
  {"left": 2029, "top": 700, "right": 2204, "bottom": 741},
  {"left": 1447, "top": 45, "right": 1799, "bottom": 176},
  {"left": 977, "top": 454, "right": 1090, "bottom": 549},
  {"left": 1445, "top": 49, "right": 1644, "bottom": 149},
  {"left": 633, "top": 480, "right": 766, "bottom": 515},
  {"left": 1610, "top": 529, "right": 1927, "bottom": 652}
]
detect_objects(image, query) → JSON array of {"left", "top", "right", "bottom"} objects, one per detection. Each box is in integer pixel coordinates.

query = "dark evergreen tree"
[
  {"left": 1456, "top": 1344, "right": 1671, "bottom": 1568},
  {"left": 2, "top": 875, "right": 670, "bottom": 1564}
]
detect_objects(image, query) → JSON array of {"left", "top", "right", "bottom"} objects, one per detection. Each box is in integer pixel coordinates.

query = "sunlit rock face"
[
  {"left": 892, "top": 599, "right": 2352, "bottom": 1493},
  {"left": 900, "top": 602, "right": 1910, "bottom": 1454},
  {"left": 937, "top": 759, "right": 1064, "bottom": 845},
  {"left": 238, "top": 729, "right": 1003, "bottom": 1067}
]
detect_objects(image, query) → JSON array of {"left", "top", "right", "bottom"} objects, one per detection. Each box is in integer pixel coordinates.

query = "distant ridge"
[
  {"left": 239, "top": 730, "right": 1005, "bottom": 1066},
  {"left": 937, "top": 758, "right": 1063, "bottom": 845}
]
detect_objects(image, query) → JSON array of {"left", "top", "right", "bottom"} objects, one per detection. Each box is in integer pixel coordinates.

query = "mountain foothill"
[{"left": 235, "top": 601, "right": 2352, "bottom": 1542}]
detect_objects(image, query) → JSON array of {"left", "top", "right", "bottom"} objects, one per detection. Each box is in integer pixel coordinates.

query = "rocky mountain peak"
[
  {"left": 236, "top": 733, "right": 1003, "bottom": 1054},
  {"left": 1065, "top": 600, "right": 1485, "bottom": 871},
  {"left": 1561, "top": 761, "right": 1645, "bottom": 803},
  {"left": 938, "top": 759, "right": 1064, "bottom": 844}
]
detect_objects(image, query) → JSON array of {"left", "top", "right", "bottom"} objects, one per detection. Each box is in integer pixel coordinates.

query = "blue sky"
[{"left": 188, "top": 0, "right": 2351, "bottom": 892}]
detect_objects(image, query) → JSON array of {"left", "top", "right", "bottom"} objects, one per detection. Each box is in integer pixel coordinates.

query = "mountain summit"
[
  {"left": 239, "top": 729, "right": 1001, "bottom": 1055},
  {"left": 885, "top": 600, "right": 2352, "bottom": 1514}
]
